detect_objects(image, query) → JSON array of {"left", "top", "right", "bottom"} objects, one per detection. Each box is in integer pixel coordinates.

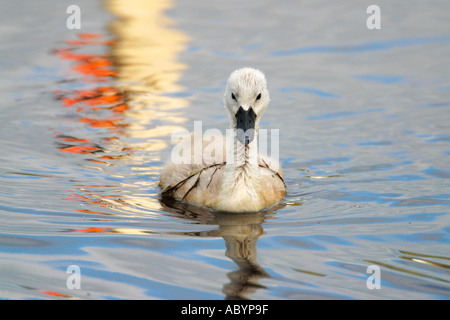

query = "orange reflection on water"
[
  {"left": 68, "top": 226, "right": 154, "bottom": 235},
  {"left": 64, "top": 183, "right": 132, "bottom": 213},
  {"left": 72, "top": 227, "right": 115, "bottom": 233},
  {"left": 62, "top": 88, "right": 124, "bottom": 114},
  {"left": 53, "top": 39, "right": 117, "bottom": 81},
  {"left": 54, "top": 0, "right": 190, "bottom": 217},
  {"left": 54, "top": 33, "right": 129, "bottom": 158},
  {"left": 59, "top": 145, "right": 101, "bottom": 154},
  {"left": 37, "top": 290, "right": 72, "bottom": 298}
]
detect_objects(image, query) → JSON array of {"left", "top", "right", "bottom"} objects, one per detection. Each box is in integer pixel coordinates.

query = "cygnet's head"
[{"left": 224, "top": 67, "right": 270, "bottom": 145}]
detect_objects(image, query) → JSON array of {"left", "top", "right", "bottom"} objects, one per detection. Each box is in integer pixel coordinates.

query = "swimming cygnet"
[{"left": 159, "top": 67, "right": 286, "bottom": 212}]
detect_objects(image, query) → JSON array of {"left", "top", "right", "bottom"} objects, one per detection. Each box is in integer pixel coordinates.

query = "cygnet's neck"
[
  {"left": 226, "top": 127, "right": 259, "bottom": 169},
  {"left": 215, "top": 125, "right": 263, "bottom": 211}
]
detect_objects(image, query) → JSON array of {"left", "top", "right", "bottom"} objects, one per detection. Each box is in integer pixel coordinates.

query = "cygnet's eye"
[
  {"left": 256, "top": 93, "right": 261, "bottom": 101},
  {"left": 231, "top": 93, "right": 237, "bottom": 101}
]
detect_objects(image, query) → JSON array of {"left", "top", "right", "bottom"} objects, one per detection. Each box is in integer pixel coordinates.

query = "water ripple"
[{"left": 271, "top": 35, "right": 450, "bottom": 56}]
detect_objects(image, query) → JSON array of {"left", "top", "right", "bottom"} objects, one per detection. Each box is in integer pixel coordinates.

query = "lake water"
[{"left": 0, "top": 0, "right": 449, "bottom": 299}]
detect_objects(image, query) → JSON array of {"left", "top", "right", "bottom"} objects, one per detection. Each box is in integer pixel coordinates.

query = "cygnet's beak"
[{"left": 235, "top": 106, "right": 256, "bottom": 145}]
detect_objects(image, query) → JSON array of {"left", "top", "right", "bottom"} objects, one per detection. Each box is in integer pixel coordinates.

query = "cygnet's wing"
[
  {"left": 159, "top": 133, "right": 227, "bottom": 206},
  {"left": 258, "top": 156, "right": 286, "bottom": 204}
]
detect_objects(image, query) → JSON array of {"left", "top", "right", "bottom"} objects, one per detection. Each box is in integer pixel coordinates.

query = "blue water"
[{"left": 0, "top": 0, "right": 449, "bottom": 299}]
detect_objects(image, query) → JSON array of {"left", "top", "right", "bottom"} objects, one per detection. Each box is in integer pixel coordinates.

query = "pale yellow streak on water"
[{"left": 103, "top": 0, "right": 190, "bottom": 211}]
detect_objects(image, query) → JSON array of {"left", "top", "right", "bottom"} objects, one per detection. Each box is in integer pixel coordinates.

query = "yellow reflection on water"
[
  {"left": 107, "top": 0, "right": 189, "bottom": 138},
  {"left": 105, "top": 0, "right": 190, "bottom": 212},
  {"left": 56, "top": 0, "right": 190, "bottom": 215},
  {"left": 107, "top": 0, "right": 188, "bottom": 92}
]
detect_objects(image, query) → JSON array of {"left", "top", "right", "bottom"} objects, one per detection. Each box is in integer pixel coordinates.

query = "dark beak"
[{"left": 235, "top": 106, "right": 256, "bottom": 145}]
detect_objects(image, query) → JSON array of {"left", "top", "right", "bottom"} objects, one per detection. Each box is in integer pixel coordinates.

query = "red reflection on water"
[
  {"left": 37, "top": 290, "right": 72, "bottom": 298},
  {"left": 72, "top": 227, "right": 116, "bottom": 233},
  {"left": 53, "top": 33, "right": 133, "bottom": 216},
  {"left": 53, "top": 33, "right": 131, "bottom": 155},
  {"left": 60, "top": 145, "right": 102, "bottom": 154}
]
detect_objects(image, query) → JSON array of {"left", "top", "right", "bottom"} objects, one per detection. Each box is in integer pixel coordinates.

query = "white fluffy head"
[{"left": 224, "top": 67, "right": 270, "bottom": 125}]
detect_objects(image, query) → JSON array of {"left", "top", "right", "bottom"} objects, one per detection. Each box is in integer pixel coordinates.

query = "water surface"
[{"left": 0, "top": 0, "right": 449, "bottom": 299}]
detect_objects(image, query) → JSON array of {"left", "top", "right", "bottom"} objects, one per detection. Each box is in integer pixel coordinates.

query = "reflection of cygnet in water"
[
  {"left": 159, "top": 67, "right": 286, "bottom": 213},
  {"left": 160, "top": 198, "right": 284, "bottom": 299},
  {"left": 216, "top": 213, "right": 269, "bottom": 300}
]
